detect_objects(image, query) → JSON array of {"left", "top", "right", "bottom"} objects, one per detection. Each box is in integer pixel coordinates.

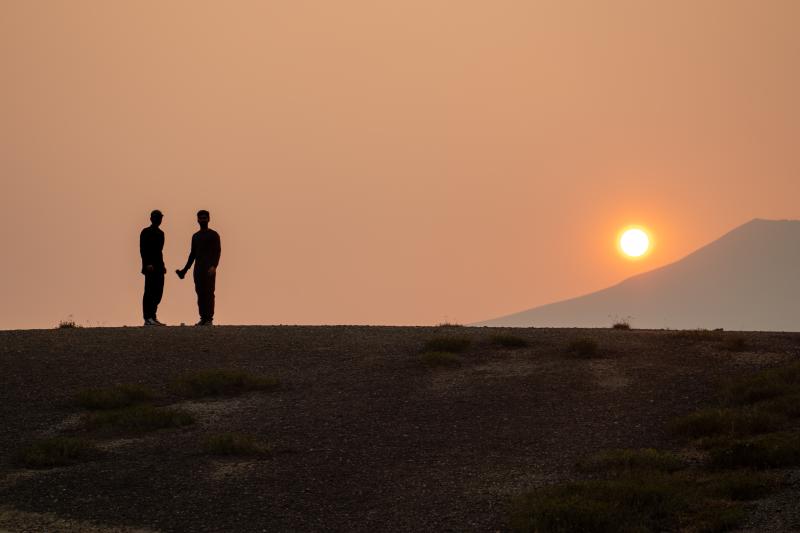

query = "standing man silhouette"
[
  {"left": 140, "top": 209, "right": 166, "bottom": 326},
  {"left": 176, "top": 210, "right": 221, "bottom": 326}
]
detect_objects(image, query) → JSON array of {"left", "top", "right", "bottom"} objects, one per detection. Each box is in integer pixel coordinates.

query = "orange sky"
[{"left": 2, "top": 1, "right": 800, "bottom": 329}]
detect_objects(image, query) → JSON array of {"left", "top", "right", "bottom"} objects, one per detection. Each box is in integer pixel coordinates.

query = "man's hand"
[
  {"left": 208, "top": 266, "right": 216, "bottom": 275},
  {"left": 175, "top": 269, "right": 186, "bottom": 279},
  {"left": 145, "top": 265, "right": 154, "bottom": 273}
]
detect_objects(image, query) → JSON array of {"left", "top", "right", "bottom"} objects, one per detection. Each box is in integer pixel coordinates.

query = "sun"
[{"left": 618, "top": 227, "right": 651, "bottom": 258}]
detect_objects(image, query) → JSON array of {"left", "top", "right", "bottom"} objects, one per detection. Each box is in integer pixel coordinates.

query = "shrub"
[
  {"left": 16, "top": 437, "right": 99, "bottom": 469},
  {"left": 668, "top": 408, "right": 785, "bottom": 440},
  {"left": 759, "top": 393, "right": 800, "bottom": 419},
  {"left": 612, "top": 321, "right": 631, "bottom": 330},
  {"left": 420, "top": 351, "right": 462, "bottom": 368},
  {"left": 721, "top": 363, "right": 800, "bottom": 407},
  {"left": 510, "top": 473, "right": 750, "bottom": 533},
  {"left": 489, "top": 334, "right": 529, "bottom": 349},
  {"left": 203, "top": 433, "right": 272, "bottom": 457},
  {"left": 435, "top": 322, "right": 464, "bottom": 328},
  {"left": 85, "top": 405, "right": 194, "bottom": 433},
  {"left": 173, "top": 369, "right": 279, "bottom": 398},
  {"left": 424, "top": 336, "right": 471, "bottom": 353},
  {"left": 567, "top": 338, "right": 599, "bottom": 358},
  {"left": 670, "top": 329, "right": 723, "bottom": 343},
  {"left": 721, "top": 336, "right": 750, "bottom": 352},
  {"left": 74, "top": 384, "right": 155, "bottom": 410},
  {"left": 708, "top": 432, "right": 800, "bottom": 470},
  {"left": 577, "top": 448, "right": 684, "bottom": 475},
  {"left": 511, "top": 475, "right": 695, "bottom": 533},
  {"left": 57, "top": 318, "right": 79, "bottom": 329},
  {"left": 699, "top": 471, "right": 776, "bottom": 501}
]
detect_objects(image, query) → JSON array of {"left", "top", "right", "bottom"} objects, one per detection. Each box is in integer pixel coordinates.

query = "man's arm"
[
  {"left": 177, "top": 236, "right": 196, "bottom": 278},
  {"left": 140, "top": 229, "right": 153, "bottom": 273}
]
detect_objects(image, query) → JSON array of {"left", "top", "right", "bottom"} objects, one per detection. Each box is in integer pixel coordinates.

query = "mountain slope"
[{"left": 477, "top": 219, "right": 800, "bottom": 331}]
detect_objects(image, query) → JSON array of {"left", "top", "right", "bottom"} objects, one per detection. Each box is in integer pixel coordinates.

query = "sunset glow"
[{"left": 619, "top": 228, "right": 650, "bottom": 258}]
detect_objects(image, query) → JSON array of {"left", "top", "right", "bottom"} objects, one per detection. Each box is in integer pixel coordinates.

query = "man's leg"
[
  {"left": 193, "top": 271, "right": 205, "bottom": 322},
  {"left": 205, "top": 272, "right": 216, "bottom": 322},
  {"left": 193, "top": 271, "right": 215, "bottom": 323},
  {"left": 143, "top": 274, "right": 155, "bottom": 320},
  {"left": 152, "top": 272, "right": 164, "bottom": 320}
]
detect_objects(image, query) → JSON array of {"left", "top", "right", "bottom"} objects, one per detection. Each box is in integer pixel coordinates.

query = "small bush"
[
  {"left": 721, "top": 336, "right": 750, "bottom": 352},
  {"left": 435, "top": 322, "right": 464, "bottom": 328},
  {"left": 420, "top": 351, "right": 462, "bottom": 368},
  {"left": 16, "top": 437, "right": 99, "bottom": 469},
  {"left": 173, "top": 369, "right": 280, "bottom": 398},
  {"left": 57, "top": 318, "right": 79, "bottom": 329},
  {"left": 511, "top": 475, "right": 695, "bottom": 533},
  {"left": 721, "top": 363, "right": 800, "bottom": 407},
  {"left": 567, "top": 338, "right": 599, "bottom": 358},
  {"left": 708, "top": 432, "right": 800, "bottom": 470},
  {"left": 759, "top": 393, "right": 800, "bottom": 419},
  {"left": 203, "top": 433, "right": 272, "bottom": 457},
  {"left": 424, "top": 336, "right": 471, "bottom": 353},
  {"left": 489, "top": 334, "right": 529, "bottom": 349},
  {"left": 577, "top": 448, "right": 684, "bottom": 475},
  {"left": 85, "top": 405, "right": 194, "bottom": 433},
  {"left": 670, "top": 329, "right": 723, "bottom": 343},
  {"left": 699, "top": 471, "right": 776, "bottom": 501},
  {"left": 74, "top": 384, "right": 155, "bottom": 410},
  {"left": 612, "top": 321, "right": 631, "bottom": 330},
  {"left": 510, "top": 473, "right": 750, "bottom": 533},
  {"left": 668, "top": 408, "right": 785, "bottom": 440}
]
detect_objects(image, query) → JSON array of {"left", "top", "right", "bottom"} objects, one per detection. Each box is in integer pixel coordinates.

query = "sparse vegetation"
[
  {"left": 424, "top": 336, "right": 471, "bottom": 353},
  {"left": 720, "top": 363, "right": 800, "bottom": 407},
  {"left": 708, "top": 432, "right": 800, "bottom": 470},
  {"left": 203, "top": 433, "right": 272, "bottom": 457},
  {"left": 513, "top": 360, "right": 800, "bottom": 532},
  {"left": 510, "top": 473, "right": 745, "bottom": 533},
  {"left": 435, "top": 322, "right": 464, "bottom": 328},
  {"left": 173, "top": 369, "right": 279, "bottom": 398},
  {"left": 16, "top": 437, "right": 99, "bottom": 469},
  {"left": 612, "top": 321, "right": 631, "bottom": 330},
  {"left": 567, "top": 338, "right": 599, "bottom": 358},
  {"left": 57, "top": 317, "right": 79, "bottom": 329},
  {"left": 698, "top": 470, "right": 776, "bottom": 501},
  {"left": 74, "top": 384, "right": 155, "bottom": 410},
  {"left": 489, "top": 334, "right": 529, "bottom": 349},
  {"left": 85, "top": 405, "right": 194, "bottom": 433},
  {"left": 577, "top": 448, "right": 684, "bottom": 475},
  {"left": 669, "top": 407, "right": 786, "bottom": 440},
  {"left": 420, "top": 351, "right": 462, "bottom": 368},
  {"left": 721, "top": 335, "right": 750, "bottom": 352},
  {"left": 670, "top": 329, "right": 724, "bottom": 343}
]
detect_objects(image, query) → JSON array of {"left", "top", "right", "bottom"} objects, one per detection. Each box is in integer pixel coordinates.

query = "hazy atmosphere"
[{"left": 3, "top": 1, "right": 800, "bottom": 329}]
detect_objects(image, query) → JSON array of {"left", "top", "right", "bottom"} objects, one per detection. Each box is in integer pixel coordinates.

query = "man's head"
[
  {"left": 150, "top": 209, "right": 163, "bottom": 227},
  {"left": 197, "top": 210, "right": 210, "bottom": 229}
]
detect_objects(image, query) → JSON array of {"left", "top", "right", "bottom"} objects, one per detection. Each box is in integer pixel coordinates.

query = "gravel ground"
[{"left": 0, "top": 326, "right": 799, "bottom": 532}]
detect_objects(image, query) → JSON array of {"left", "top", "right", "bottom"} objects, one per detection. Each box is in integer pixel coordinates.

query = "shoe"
[
  {"left": 152, "top": 318, "right": 167, "bottom": 326},
  {"left": 194, "top": 319, "right": 214, "bottom": 326},
  {"left": 144, "top": 318, "right": 158, "bottom": 326}
]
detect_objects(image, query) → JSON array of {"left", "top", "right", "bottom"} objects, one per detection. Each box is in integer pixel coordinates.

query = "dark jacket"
[
  {"left": 140, "top": 226, "right": 166, "bottom": 274},
  {"left": 185, "top": 229, "right": 221, "bottom": 272}
]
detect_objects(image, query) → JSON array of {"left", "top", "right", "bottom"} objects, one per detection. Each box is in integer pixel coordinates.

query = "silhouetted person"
[
  {"left": 176, "top": 210, "right": 221, "bottom": 326},
  {"left": 140, "top": 209, "right": 166, "bottom": 326}
]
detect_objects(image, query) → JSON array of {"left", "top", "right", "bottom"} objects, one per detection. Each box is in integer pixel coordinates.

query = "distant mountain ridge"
[{"left": 476, "top": 219, "right": 800, "bottom": 331}]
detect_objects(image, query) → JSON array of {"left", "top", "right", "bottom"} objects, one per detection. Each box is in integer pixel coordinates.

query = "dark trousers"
[
  {"left": 143, "top": 272, "right": 164, "bottom": 320},
  {"left": 193, "top": 269, "right": 216, "bottom": 321}
]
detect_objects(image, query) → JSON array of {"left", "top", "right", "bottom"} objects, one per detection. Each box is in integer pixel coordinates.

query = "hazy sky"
[{"left": 2, "top": 1, "right": 800, "bottom": 329}]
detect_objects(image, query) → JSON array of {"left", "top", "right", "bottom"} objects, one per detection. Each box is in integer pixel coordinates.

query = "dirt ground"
[{"left": 1, "top": 326, "right": 799, "bottom": 532}]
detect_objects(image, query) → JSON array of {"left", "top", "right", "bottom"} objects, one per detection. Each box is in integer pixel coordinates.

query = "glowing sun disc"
[{"left": 620, "top": 228, "right": 650, "bottom": 257}]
